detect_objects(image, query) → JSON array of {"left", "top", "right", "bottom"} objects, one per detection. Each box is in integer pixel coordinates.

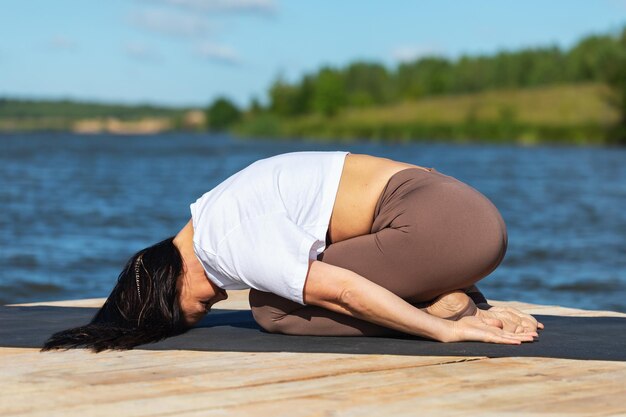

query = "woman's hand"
[
  {"left": 443, "top": 315, "right": 538, "bottom": 344},
  {"left": 476, "top": 305, "right": 544, "bottom": 334}
]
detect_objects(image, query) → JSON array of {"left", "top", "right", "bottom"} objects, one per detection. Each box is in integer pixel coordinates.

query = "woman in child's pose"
[{"left": 44, "top": 151, "right": 541, "bottom": 352}]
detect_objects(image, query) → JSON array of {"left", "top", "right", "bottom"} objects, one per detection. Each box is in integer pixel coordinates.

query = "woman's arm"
[{"left": 303, "top": 260, "right": 537, "bottom": 344}]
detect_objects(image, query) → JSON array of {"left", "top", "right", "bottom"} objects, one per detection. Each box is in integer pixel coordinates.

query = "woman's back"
[{"left": 330, "top": 153, "right": 432, "bottom": 244}]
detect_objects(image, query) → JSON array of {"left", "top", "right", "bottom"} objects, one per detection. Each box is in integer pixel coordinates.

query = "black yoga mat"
[{"left": 1, "top": 305, "right": 624, "bottom": 361}]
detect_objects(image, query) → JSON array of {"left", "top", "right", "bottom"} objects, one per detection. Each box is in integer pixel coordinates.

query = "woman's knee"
[
  {"left": 451, "top": 182, "right": 508, "bottom": 280},
  {"left": 250, "top": 306, "right": 282, "bottom": 333},
  {"left": 248, "top": 289, "right": 294, "bottom": 333},
  {"left": 412, "top": 178, "right": 508, "bottom": 285}
]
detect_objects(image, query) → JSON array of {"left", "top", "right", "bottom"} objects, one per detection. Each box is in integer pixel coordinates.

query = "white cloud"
[
  {"left": 129, "top": 9, "right": 214, "bottom": 38},
  {"left": 128, "top": 0, "right": 276, "bottom": 66},
  {"left": 48, "top": 35, "right": 77, "bottom": 51},
  {"left": 390, "top": 44, "right": 444, "bottom": 63},
  {"left": 194, "top": 42, "right": 241, "bottom": 65},
  {"left": 141, "top": 0, "right": 277, "bottom": 15},
  {"left": 124, "top": 41, "right": 161, "bottom": 62}
]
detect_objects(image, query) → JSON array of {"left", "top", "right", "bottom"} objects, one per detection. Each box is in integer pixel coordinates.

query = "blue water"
[{"left": 1, "top": 133, "right": 625, "bottom": 312}]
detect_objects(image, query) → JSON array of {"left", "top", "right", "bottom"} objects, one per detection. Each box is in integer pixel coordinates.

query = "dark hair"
[{"left": 41, "top": 236, "right": 188, "bottom": 353}]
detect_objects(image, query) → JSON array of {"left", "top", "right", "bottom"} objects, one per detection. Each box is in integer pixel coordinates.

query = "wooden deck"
[{"left": 2, "top": 291, "right": 625, "bottom": 417}]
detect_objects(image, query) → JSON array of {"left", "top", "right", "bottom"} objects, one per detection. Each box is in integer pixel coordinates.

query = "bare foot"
[{"left": 423, "top": 291, "right": 477, "bottom": 320}]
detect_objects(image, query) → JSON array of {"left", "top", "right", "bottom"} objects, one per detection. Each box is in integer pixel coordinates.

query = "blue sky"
[{"left": 1, "top": 0, "right": 624, "bottom": 108}]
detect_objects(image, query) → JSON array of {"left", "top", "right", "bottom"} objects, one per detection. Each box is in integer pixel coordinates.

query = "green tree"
[
  {"left": 291, "top": 75, "right": 315, "bottom": 115},
  {"left": 603, "top": 28, "right": 626, "bottom": 143},
  {"left": 313, "top": 67, "right": 346, "bottom": 117},
  {"left": 524, "top": 46, "right": 566, "bottom": 86},
  {"left": 206, "top": 96, "right": 241, "bottom": 131},
  {"left": 268, "top": 74, "right": 314, "bottom": 117},
  {"left": 248, "top": 96, "right": 263, "bottom": 115},
  {"left": 450, "top": 55, "right": 493, "bottom": 93},
  {"left": 268, "top": 76, "right": 297, "bottom": 116},
  {"left": 343, "top": 61, "right": 392, "bottom": 107},
  {"left": 567, "top": 34, "right": 620, "bottom": 82},
  {"left": 396, "top": 56, "right": 453, "bottom": 99}
]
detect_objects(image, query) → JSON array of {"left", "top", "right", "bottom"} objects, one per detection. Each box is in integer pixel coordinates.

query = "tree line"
[
  {"left": 0, "top": 99, "right": 185, "bottom": 120},
  {"left": 262, "top": 28, "right": 625, "bottom": 118},
  {"left": 209, "top": 26, "right": 625, "bottom": 142}
]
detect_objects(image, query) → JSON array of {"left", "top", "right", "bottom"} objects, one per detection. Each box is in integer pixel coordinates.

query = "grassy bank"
[
  {"left": 2, "top": 83, "right": 620, "bottom": 144},
  {"left": 0, "top": 99, "right": 202, "bottom": 134},
  {"left": 234, "top": 83, "right": 619, "bottom": 145}
]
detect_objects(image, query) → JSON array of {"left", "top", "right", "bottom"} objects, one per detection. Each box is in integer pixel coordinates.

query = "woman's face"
[{"left": 177, "top": 270, "right": 228, "bottom": 326}]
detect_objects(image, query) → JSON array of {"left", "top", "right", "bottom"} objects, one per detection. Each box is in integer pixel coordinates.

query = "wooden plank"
[
  {"left": 2, "top": 349, "right": 624, "bottom": 417},
  {"left": 2, "top": 292, "right": 625, "bottom": 417},
  {"left": 488, "top": 299, "right": 626, "bottom": 318},
  {"left": 1, "top": 349, "right": 480, "bottom": 416}
]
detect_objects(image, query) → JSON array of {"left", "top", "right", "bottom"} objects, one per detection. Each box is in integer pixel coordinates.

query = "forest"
[
  {"left": 2, "top": 26, "right": 624, "bottom": 144},
  {"left": 236, "top": 26, "right": 625, "bottom": 144}
]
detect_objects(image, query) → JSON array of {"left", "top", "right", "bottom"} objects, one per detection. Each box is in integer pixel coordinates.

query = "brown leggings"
[{"left": 249, "top": 167, "right": 508, "bottom": 336}]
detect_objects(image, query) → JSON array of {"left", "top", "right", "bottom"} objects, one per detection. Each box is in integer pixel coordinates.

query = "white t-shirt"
[{"left": 190, "top": 150, "right": 351, "bottom": 305}]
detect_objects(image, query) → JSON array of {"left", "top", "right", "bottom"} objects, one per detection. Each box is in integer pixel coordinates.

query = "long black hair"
[{"left": 41, "top": 237, "right": 188, "bottom": 352}]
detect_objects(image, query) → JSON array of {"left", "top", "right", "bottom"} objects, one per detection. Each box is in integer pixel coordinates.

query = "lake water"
[{"left": 1, "top": 133, "right": 625, "bottom": 312}]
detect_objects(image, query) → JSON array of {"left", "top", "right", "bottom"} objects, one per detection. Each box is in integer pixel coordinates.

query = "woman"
[{"left": 43, "top": 151, "right": 542, "bottom": 352}]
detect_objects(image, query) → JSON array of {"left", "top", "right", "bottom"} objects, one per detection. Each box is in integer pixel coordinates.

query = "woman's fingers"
[
  {"left": 482, "top": 317, "right": 504, "bottom": 329},
  {"left": 490, "top": 326, "right": 537, "bottom": 342},
  {"left": 518, "top": 313, "right": 541, "bottom": 330},
  {"left": 479, "top": 310, "right": 536, "bottom": 335},
  {"left": 489, "top": 307, "right": 544, "bottom": 333},
  {"left": 502, "top": 318, "right": 521, "bottom": 333},
  {"left": 514, "top": 325, "right": 536, "bottom": 335},
  {"left": 426, "top": 299, "right": 544, "bottom": 344},
  {"left": 452, "top": 316, "right": 538, "bottom": 344},
  {"left": 475, "top": 309, "right": 503, "bottom": 328},
  {"left": 482, "top": 310, "right": 524, "bottom": 333},
  {"left": 518, "top": 318, "right": 537, "bottom": 332},
  {"left": 483, "top": 329, "right": 536, "bottom": 345},
  {"left": 476, "top": 305, "right": 545, "bottom": 332},
  {"left": 495, "top": 306, "right": 544, "bottom": 331}
]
